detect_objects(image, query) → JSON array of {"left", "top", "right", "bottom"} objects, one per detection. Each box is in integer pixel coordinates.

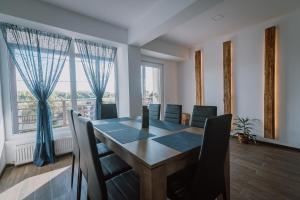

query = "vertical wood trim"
[
  {"left": 264, "top": 26, "right": 276, "bottom": 139},
  {"left": 223, "top": 41, "right": 232, "bottom": 114},
  {"left": 195, "top": 50, "right": 202, "bottom": 105}
]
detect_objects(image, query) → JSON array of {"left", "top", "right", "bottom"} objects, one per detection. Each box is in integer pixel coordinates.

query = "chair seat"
[
  {"left": 107, "top": 170, "right": 139, "bottom": 200},
  {"left": 97, "top": 143, "right": 113, "bottom": 157},
  {"left": 100, "top": 154, "right": 131, "bottom": 180}
]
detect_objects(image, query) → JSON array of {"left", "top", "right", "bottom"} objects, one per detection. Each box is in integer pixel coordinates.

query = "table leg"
[{"left": 139, "top": 165, "right": 167, "bottom": 200}]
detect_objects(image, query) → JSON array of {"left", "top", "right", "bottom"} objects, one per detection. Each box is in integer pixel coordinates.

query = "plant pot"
[{"left": 237, "top": 134, "right": 250, "bottom": 144}]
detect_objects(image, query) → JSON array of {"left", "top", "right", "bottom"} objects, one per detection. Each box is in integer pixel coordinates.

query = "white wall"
[
  {"left": 0, "top": 59, "right": 6, "bottom": 174},
  {"left": 116, "top": 45, "right": 130, "bottom": 117},
  {"left": 178, "top": 57, "right": 195, "bottom": 114},
  {"left": 127, "top": 46, "right": 142, "bottom": 117},
  {"left": 178, "top": 10, "right": 300, "bottom": 148},
  {"left": 0, "top": 0, "right": 127, "bottom": 44}
]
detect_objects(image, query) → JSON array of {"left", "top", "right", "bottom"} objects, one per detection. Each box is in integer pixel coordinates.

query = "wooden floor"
[
  {"left": 0, "top": 154, "right": 72, "bottom": 194},
  {"left": 1, "top": 139, "right": 300, "bottom": 199}
]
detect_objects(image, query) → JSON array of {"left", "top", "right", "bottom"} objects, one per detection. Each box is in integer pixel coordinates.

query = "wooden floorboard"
[
  {"left": 1, "top": 140, "right": 300, "bottom": 199},
  {"left": 0, "top": 154, "right": 72, "bottom": 194}
]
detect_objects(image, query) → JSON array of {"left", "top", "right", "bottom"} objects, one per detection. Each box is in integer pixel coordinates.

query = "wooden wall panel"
[
  {"left": 223, "top": 41, "right": 232, "bottom": 114},
  {"left": 264, "top": 26, "right": 276, "bottom": 139},
  {"left": 195, "top": 50, "right": 202, "bottom": 105}
]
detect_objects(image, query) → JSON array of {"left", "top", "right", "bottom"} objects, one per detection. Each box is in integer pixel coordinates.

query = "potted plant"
[{"left": 233, "top": 117, "right": 257, "bottom": 144}]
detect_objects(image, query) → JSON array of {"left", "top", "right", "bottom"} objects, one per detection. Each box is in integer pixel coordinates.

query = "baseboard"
[
  {"left": 256, "top": 140, "right": 300, "bottom": 152},
  {"left": 231, "top": 136, "right": 300, "bottom": 152}
]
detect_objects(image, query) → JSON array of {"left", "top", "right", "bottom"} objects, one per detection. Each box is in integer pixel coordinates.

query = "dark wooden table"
[{"left": 93, "top": 118, "right": 229, "bottom": 200}]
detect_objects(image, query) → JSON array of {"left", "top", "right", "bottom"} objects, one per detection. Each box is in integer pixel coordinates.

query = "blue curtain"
[
  {"left": 0, "top": 23, "right": 71, "bottom": 166},
  {"left": 75, "top": 39, "right": 117, "bottom": 120}
]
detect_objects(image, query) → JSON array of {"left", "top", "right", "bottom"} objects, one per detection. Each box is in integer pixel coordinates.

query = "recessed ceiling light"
[{"left": 211, "top": 14, "right": 224, "bottom": 22}]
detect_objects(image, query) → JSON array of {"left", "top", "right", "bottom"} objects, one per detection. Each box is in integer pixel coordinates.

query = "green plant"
[{"left": 233, "top": 117, "right": 257, "bottom": 143}]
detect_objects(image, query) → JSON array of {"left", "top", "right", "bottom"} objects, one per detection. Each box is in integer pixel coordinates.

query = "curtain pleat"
[
  {"left": 0, "top": 23, "right": 71, "bottom": 166},
  {"left": 75, "top": 39, "right": 117, "bottom": 120}
]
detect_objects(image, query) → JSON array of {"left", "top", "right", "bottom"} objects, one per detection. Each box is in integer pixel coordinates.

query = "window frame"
[{"left": 6, "top": 41, "right": 119, "bottom": 135}]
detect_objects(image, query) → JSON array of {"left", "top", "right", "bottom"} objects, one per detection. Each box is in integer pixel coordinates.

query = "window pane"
[
  {"left": 104, "top": 65, "right": 115, "bottom": 103},
  {"left": 75, "top": 57, "right": 96, "bottom": 118},
  {"left": 15, "top": 53, "right": 71, "bottom": 133},
  {"left": 141, "top": 64, "right": 161, "bottom": 105},
  {"left": 75, "top": 57, "right": 116, "bottom": 119},
  {"left": 49, "top": 58, "right": 71, "bottom": 129},
  {"left": 16, "top": 76, "right": 37, "bottom": 133}
]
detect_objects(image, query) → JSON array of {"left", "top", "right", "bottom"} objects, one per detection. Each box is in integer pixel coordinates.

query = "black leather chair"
[
  {"left": 191, "top": 106, "right": 217, "bottom": 128},
  {"left": 69, "top": 110, "right": 113, "bottom": 157},
  {"left": 101, "top": 104, "right": 118, "bottom": 119},
  {"left": 68, "top": 110, "right": 114, "bottom": 199},
  {"left": 167, "top": 114, "right": 232, "bottom": 200},
  {"left": 73, "top": 115, "right": 139, "bottom": 200},
  {"left": 164, "top": 104, "right": 182, "bottom": 124},
  {"left": 149, "top": 104, "right": 161, "bottom": 120}
]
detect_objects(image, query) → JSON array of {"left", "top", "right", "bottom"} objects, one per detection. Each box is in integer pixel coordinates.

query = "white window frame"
[{"left": 2, "top": 41, "right": 119, "bottom": 137}]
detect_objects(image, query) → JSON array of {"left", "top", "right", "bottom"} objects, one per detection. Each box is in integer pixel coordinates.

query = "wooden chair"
[
  {"left": 191, "top": 106, "right": 217, "bottom": 128},
  {"left": 73, "top": 115, "right": 139, "bottom": 200},
  {"left": 164, "top": 104, "right": 182, "bottom": 124},
  {"left": 167, "top": 114, "right": 232, "bottom": 200},
  {"left": 101, "top": 104, "right": 118, "bottom": 119},
  {"left": 149, "top": 104, "right": 161, "bottom": 120}
]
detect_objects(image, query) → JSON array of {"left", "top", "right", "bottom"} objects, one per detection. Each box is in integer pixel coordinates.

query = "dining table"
[{"left": 93, "top": 117, "right": 230, "bottom": 200}]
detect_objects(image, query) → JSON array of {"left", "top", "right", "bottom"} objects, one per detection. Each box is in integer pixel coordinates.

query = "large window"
[
  {"left": 141, "top": 62, "right": 162, "bottom": 106},
  {"left": 10, "top": 43, "right": 117, "bottom": 134}
]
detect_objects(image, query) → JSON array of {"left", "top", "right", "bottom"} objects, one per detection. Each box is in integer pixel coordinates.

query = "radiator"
[
  {"left": 54, "top": 136, "right": 73, "bottom": 155},
  {"left": 15, "top": 137, "right": 73, "bottom": 166},
  {"left": 15, "top": 142, "right": 35, "bottom": 165}
]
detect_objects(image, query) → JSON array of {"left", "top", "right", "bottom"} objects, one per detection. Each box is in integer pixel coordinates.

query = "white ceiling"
[
  {"left": 39, "top": 0, "right": 300, "bottom": 48},
  {"left": 40, "top": 0, "right": 161, "bottom": 29},
  {"left": 160, "top": 0, "right": 300, "bottom": 47}
]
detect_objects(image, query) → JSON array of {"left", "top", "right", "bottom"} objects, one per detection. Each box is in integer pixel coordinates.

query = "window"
[
  {"left": 13, "top": 51, "right": 71, "bottom": 133},
  {"left": 75, "top": 55, "right": 116, "bottom": 119},
  {"left": 141, "top": 62, "right": 163, "bottom": 106},
  {"left": 10, "top": 42, "right": 117, "bottom": 134}
]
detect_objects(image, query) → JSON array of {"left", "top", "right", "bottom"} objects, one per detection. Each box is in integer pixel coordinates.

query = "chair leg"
[
  {"left": 77, "top": 169, "right": 82, "bottom": 200},
  {"left": 71, "top": 154, "right": 75, "bottom": 188}
]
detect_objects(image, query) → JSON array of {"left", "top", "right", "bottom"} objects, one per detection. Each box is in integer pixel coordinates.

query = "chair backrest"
[
  {"left": 149, "top": 104, "right": 161, "bottom": 120},
  {"left": 191, "top": 114, "right": 232, "bottom": 199},
  {"left": 73, "top": 114, "right": 108, "bottom": 200},
  {"left": 164, "top": 104, "right": 182, "bottom": 124},
  {"left": 101, "top": 104, "right": 118, "bottom": 119},
  {"left": 191, "top": 106, "right": 217, "bottom": 128},
  {"left": 67, "top": 110, "right": 80, "bottom": 156}
]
